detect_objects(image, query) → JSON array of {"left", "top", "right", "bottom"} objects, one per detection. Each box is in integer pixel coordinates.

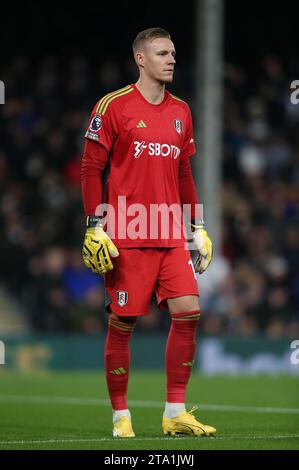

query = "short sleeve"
[
  {"left": 181, "top": 106, "right": 196, "bottom": 159},
  {"left": 84, "top": 101, "right": 117, "bottom": 151}
]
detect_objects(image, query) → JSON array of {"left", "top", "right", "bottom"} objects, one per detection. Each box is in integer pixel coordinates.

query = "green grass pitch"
[{"left": 0, "top": 371, "right": 298, "bottom": 450}]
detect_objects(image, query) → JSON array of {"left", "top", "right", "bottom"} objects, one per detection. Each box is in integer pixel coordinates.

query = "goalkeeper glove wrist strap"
[
  {"left": 190, "top": 218, "right": 205, "bottom": 232},
  {"left": 86, "top": 215, "right": 102, "bottom": 228}
]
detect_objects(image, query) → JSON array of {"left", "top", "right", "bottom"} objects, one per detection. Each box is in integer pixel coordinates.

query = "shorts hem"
[{"left": 106, "top": 305, "right": 150, "bottom": 317}]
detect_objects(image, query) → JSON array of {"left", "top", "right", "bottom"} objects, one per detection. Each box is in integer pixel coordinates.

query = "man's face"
[{"left": 139, "top": 37, "right": 176, "bottom": 83}]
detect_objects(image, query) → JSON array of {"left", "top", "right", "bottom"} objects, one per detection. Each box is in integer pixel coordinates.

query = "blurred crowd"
[{"left": 0, "top": 55, "right": 298, "bottom": 337}]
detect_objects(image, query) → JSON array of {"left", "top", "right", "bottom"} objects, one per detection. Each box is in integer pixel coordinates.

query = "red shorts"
[{"left": 104, "top": 247, "right": 199, "bottom": 316}]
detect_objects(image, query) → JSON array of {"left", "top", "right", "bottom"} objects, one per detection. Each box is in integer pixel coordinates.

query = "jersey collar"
[{"left": 131, "top": 83, "right": 170, "bottom": 110}]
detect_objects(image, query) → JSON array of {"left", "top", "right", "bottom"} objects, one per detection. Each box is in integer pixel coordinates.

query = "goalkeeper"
[{"left": 81, "top": 27, "right": 215, "bottom": 438}]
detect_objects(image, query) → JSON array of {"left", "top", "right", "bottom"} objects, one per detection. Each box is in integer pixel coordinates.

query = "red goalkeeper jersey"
[{"left": 84, "top": 84, "right": 196, "bottom": 248}]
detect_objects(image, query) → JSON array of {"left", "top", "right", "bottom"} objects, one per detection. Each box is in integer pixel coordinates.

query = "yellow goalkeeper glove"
[
  {"left": 82, "top": 216, "right": 119, "bottom": 275},
  {"left": 191, "top": 220, "right": 213, "bottom": 274}
]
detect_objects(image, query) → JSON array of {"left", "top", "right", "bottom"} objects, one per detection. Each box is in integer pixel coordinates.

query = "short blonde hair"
[{"left": 132, "top": 27, "right": 171, "bottom": 54}]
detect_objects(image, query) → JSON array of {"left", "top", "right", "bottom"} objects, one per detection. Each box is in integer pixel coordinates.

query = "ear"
[{"left": 135, "top": 52, "right": 145, "bottom": 68}]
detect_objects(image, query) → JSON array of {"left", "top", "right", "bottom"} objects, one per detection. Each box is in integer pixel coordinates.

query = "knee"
[
  {"left": 168, "top": 295, "right": 200, "bottom": 314},
  {"left": 110, "top": 312, "right": 137, "bottom": 325}
]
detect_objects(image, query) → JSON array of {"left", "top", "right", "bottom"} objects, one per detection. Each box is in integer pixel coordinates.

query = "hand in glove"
[
  {"left": 191, "top": 221, "right": 213, "bottom": 274},
  {"left": 82, "top": 216, "right": 119, "bottom": 275}
]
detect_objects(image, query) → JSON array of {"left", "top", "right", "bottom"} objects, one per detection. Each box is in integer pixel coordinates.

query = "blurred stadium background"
[{"left": 0, "top": 0, "right": 299, "bottom": 449}]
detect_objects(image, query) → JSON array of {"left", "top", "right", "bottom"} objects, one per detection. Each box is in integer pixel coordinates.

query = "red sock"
[
  {"left": 166, "top": 310, "right": 200, "bottom": 403},
  {"left": 104, "top": 316, "right": 135, "bottom": 410}
]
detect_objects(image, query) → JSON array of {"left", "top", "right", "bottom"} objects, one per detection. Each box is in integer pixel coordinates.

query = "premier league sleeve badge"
[{"left": 85, "top": 114, "right": 102, "bottom": 141}]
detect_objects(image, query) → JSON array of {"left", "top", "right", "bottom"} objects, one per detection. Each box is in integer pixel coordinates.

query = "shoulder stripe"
[
  {"left": 101, "top": 87, "right": 134, "bottom": 115},
  {"left": 96, "top": 85, "right": 134, "bottom": 114},
  {"left": 96, "top": 85, "right": 131, "bottom": 113},
  {"left": 170, "top": 93, "right": 187, "bottom": 104}
]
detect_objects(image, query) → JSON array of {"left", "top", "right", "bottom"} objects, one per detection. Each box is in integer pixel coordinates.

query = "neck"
[{"left": 135, "top": 77, "right": 166, "bottom": 105}]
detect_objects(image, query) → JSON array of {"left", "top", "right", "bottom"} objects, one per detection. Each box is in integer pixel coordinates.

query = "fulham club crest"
[
  {"left": 117, "top": 291, "right": 128, "bottom": 307},
  {"left": 174, "top": 119, "right": 183, "bottom": 134}
]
